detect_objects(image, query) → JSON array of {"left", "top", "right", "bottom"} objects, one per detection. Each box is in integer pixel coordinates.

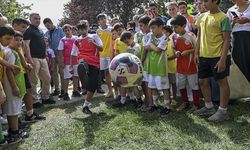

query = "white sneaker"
[
  {"left": 0, "top": 116, "right": 8, "bottom": 125},
  {"left": 208, "top": 109, "right": 229, "bottom": 122}
]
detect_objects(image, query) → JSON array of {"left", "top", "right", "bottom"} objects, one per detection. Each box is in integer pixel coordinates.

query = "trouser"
[{"left": 52, "top": 57, "right": 64, "bottom": 91}]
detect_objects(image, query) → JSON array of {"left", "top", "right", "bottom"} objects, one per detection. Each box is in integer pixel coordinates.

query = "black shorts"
[
  {"left": 24, "top": 73, "right": 32, "bottom": 89},
  {"left": 198, "top": 56, "right": 231, "bottom": 81},
  {"left": 86, "top": 65, "right": 100, "bottom": 93}
]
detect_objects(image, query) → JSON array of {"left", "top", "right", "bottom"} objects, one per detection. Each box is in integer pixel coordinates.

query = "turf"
[{"left": 3, "top": 96, "right": 250, "bottom": 150}]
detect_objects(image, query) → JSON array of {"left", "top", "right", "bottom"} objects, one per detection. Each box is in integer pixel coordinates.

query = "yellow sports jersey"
[
  {"left": 96, "top": 27, "right": 113, "bottom": 57},
  {"left": 166, "top": 40, "right": 176, "bottom": 73},
  {"left": 18, "top": 47, "right": 26, "bottom": 73},
  {"left": 0, "top": 50, "right": 5, "bottom": 81},
  {"left": 114, "top": 38, "right": 128, "bottom": 54},
  {"left": 195, "top": 12, "right": 232, "bottom": 58}
]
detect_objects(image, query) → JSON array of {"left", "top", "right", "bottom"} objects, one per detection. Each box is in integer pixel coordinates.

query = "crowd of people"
[{"left": 0, "top": 0, "right": 249, "bottom": 146}]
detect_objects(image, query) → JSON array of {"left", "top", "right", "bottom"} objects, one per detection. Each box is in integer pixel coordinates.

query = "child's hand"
[
  {"left": 175, "top": 51, "right": 181, "bottom": 57},
  {"left": 181, "top": 51, "right": 189, "bottom": 56},
  {"left": 12, "top": 86, "right": 20, "bottom": 97},
  {"left": 194, "top": 52, "right": 199, "bottom": 64},
  {"left": 8, "top": 64, "right": 21, "bottom": 74},
  {"left": 25, "top": 63, "right": 33, "bottom": 72},
  {"left": 150, "top": 43, "right": 157, "bottom": 50},
  {"left": 214, "top": 59, "right": 226, "bottom": 73},
  {"left": 237, "top": 17, "right": 249, "bottom": 24}
]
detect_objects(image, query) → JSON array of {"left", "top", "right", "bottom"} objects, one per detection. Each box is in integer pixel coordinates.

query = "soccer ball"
[{"left": 109, "top": 53, "right": 143, "bottom": 87}]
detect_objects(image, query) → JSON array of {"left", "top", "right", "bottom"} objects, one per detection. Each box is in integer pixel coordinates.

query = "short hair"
[
  {"left": 12, "top": 18, "right": 30, "bottom": 26},
  {"left": 113, "top": 23, "right": 124, "bottom": 31},
  {"left": 29, "top": 13, "right": 40, "bottom": 20},
  {"left": 76, "top": 21, "right": 89, "bottom": 30},
  {"left": 178, "top": 1, "right": 187, "bottom": 7},
  {"left": 138, "top": 15, "right": 151, "bottom": 25},
  {"left": 213, "top": 0, "right": 221, "bottom": 5},
  {"left": 0, "top": 25, "right": 15, "bottom": 37},
  {"left": 167, "top": 2, "right": 178, "bottom": 8},
  {"left": 170, "top": 15, "right": 187, "bottom": 26},
  {"left": 62, "top": 24, "right": 72, "bottom": 30},
  {"left": 163, "top": 25, "right": 173, "bottom": 35},
  {"left": 14, "top": 30, "right": 23, "bottom": 38},
  {"left": 120, "top": 31, "right": 133, "bottom": 42},
  {"left": 97, "top": 13, "right": 106, "bottom": 21},
  {"left": 43, "top": 18, "right": 53, "bottom": 24},
  {"left": 149, "top": 18, "right": 164, "bottom": 27},
  {"left": 127, "top": 21, "right": 136, "bottom": 29},
  {"left": 149, "top": 3, "right": 158, "bottom": 8}
]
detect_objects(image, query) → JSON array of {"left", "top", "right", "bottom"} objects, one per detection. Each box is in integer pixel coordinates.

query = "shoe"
[
  {"left": 135, "top": 99, "right": 143, "bottom": 108},
  {"left": 139, "top": 104, "right": 148, "bottom": 112},
  {"left": 176, "top": 102, "right": 189, "bottom": 112},
  {"left": 112, "top": 101, "right": 126, "bottom": 107},
  {"left": 72, "top": 91, "right": 82, "bottom": 97},
  {"left": 63, "top": 93, "right": 70, "bottom": 101},
  {"left": 189, "top": 104, "right": 198, "bottom": 113},
  {"left": 50, "top": 90, "right": 60, "bottom": 96},
  {"left": 208, "top": 109, "right": 229, "bottom": 122},
  {"left": 0, "top": 116, "right": 8, "bottom": 125},
  {"left": 97, "top": 88, "right": 105, "bottom": 94},
  {"left": 18, "top": 120, "right": 30, "bottom": 131},
  {"left": 105, "top": 91, "right": 113, "bottom": 98},
  {"left": 6, "top": 133, "right": 22, "bottom": 145},
  {"left": 58, "top": 90, "right": 65, "bottom": 98},
  {"left": 193, "top": 106, "right": 216, "bottom": 116},
  {"left": 82, "top": 89, "right": 87, "bottom": 95},
  {"left": 82, "top": 106, "right": 92, "bottom": 114},
  {"left": 24, "top": 112, "right": 46, "bottom": 123},
  {"left": 170, "top": 99, "right": 177, "bottom": 107},
  {"left": 42, "top": 98, "right": 56, "bottom": 104},
  {"left": 33, "top": 102, "right": 44, "bottom": 108},
  {"left": 147, "top": 105, "right": 158, "bottom": 112},
  {"left": 160, "top": 107, "right": 171, "bottom": 117}
]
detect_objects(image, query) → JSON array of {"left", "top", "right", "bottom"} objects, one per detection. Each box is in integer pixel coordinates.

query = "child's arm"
[
  {"left": 23, "top": 40, "right": 33, "bottom": 65},
  {"left": 6, "top": 67, "right": 19, "bottom": 97},
  {"left": 16, "top": 50, "right": 32, "bottom": 72},
  {"left": 0, "top": 57, "right": 20, "bottom": 73},
  {"left": 59, "top": 50, "right": 65, "bottom": 69},
  {"left": 149, "top": 43, "right": 163, "bottom": 52},
  {"left": 194, "top": 28, "right": 200, "bottom": 64},
  {"left": 0, "top": 83, "right": 6, "bottom": 104},
  {"left": 90, "top": 35, "right": 103, "bottom": 52}
]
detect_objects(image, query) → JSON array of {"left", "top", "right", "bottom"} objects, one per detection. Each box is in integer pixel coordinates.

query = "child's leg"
[
  {"left": 142, "top": 81, "right": 150, "bottom": 105},
  {"left": 177, "top": 74, "right": 189, "bottom": 103},
  {"left": 188, "top": 74, "right": 200, "bottom": 106},
  {"left": 151, "top": 89, "right": 158, "bottom": 106},
  {"left": 119, "top": 87, "right": 126, "bottom": 104},
  {"left": 63, "top": 79, "right": 69, "bottom": 94},
  {"left": 104, "top": 69, "right": 113, "bottom": 95},
  {"left": 217, "top": 77, "right": 230, "bottom": 108},
  {"left": 162, "top": 89, "right": 171, "bottom": 109},
  {"left": 73, "top": 77, "right": 79, "bottom": 92},
  {"left": 7, "top": 115, "right": 19, "bottom": 132},
  {"left": 199, "top": 78, "right": 212, "bottom": 104}
]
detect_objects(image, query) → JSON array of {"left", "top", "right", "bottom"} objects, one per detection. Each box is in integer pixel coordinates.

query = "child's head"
[
  {"left": 62, "top": 24, "right": 73, "bottom": 37},
  {"left": 12, "top": 18, "right": 30, "bottom": 34},
  {"left": 203, "top": 0, "right": 221, "bottom": 11},
  {"left": 138, "top": 15, "right": 151, "bottom": 33},
  {"left": 196, "top": 0, "right": 207, "bottom": 13},
  {"left": 149, "top": 3, "right": 159, "bottom": 15},
  {"left": 170, "top": 15, "right": 187, "bottom": 34},
  {"left": 163, "top": 25, "right": 173, "bottom": 37},
  {"left": 178, "top": 1, "right": 188, "bottom": 15},
  {"left": 113, "top": 23, "right": 125, "bottom": 36},
  {"left": 167, "top": 2, "right": 179, "bottom": 18},
  {"left": 77, "top": 20, "right": 89, "bottom": 36},
  {"left": 9, "top": 31, "right": 23, "bottom": 50},
  {"left": 120, "top": 31, "right": 134, "bottom": 46},
  {"left": 149, "top": 18, "right": 164, "bottom": 36},
  {"left": 72, "top": 26, "right": 78, "bottom": 36},
  {"left": 44, "top": 37, "right": 49, "bottom": 48},
  {"left": 0, "top": 25, "right": 15, "bottom": 47},
  {"left": 97, "top": 13, "right": 107, "bottom": 27}
]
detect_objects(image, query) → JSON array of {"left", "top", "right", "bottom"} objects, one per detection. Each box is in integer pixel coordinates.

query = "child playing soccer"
[
  {"left": 170, "top": 15, "right": 199, "bottom": 112},
  {"left": 58, "top": 24, "right": 81, "bottom": 101}
]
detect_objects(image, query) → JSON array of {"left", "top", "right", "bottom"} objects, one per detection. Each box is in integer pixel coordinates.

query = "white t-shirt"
[{"left": 227, "top": 4, "right": 250, "bottom": 32}]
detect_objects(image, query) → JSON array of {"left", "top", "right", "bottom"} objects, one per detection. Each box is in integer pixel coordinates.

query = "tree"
[{"left": 0, "top": 0, "right": 32, "bottom": 22}]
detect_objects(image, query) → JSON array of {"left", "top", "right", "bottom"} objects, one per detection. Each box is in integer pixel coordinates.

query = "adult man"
[
  {"left": 178, "top": 1, "right": 195, "bottom": 31},
  {"left": 23, "top": 13, "right": 56, "bottom": 107},
  {"left": 149, "top": 3, "right": 169, "bottom": 24},
  {"left": 43, "top": 18, "right": 65, "bottom": 97}
]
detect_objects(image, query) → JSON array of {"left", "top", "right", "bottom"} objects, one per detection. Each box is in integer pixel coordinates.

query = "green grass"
[{"left": 3, "top": 97, "right": 250, "bottom": 150}]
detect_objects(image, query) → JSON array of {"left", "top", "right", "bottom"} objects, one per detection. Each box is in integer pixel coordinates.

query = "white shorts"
[
  {"left": 100, "top": 57, "right": 111, "bottom": 70},
  {"left": 142, "top": 71, "right": 148, "bottom": 82},
  {"left": 63, "top": 65, "right": 78, "bottom": 79},
  {"left": 148, "top": 75, "right": 169, "bottom": 90},
  {"left": 177, "top": 73, "right": 199, "bottom": 90}
]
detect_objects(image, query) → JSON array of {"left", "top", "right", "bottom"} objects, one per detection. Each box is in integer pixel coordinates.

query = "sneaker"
[
  {"left": 42, "top": 98, "right": 56, "bottom": 105},
  {"left": 176, "top": 102, "right": 189, "bottom": 112},
  {"left": 189, "top": 104, "right": 198, "bottom": 113},
  {"left": 33, "top": 102, "right": 44, "bottom": 108},
  {"left": 139, "top": 104, "right": 149, "bottom": 112},
  {"left": 105, "top": 91, "right": 113, "bottom": 98},
  {"left": 208, "top": 109, "right": 229, "bottom": 122},
  {"left": 63, "top": 93, "right": 70, "bottom": 101},
  {"left": 0, "top": 116, "right": 8, "bottom": 125},
  {"left": 147, "top": 105, "right": 158, "bottom": 112},
  {"left": 97, "top": 88, "right": 105, "bottom": 94},
  {"left": 135, "top": 99, "right": 143, "bottom": 108},
  {"left": 58, "top": 90, "right": 65, "bottom": 98},
  {"left": 24, "top": 112, "right": 46, "bottom": 123},
  {"left": 193, "top": 106, "right": 216, "bottom": 116},
  {"left": 82, "top": 89, "right": 87, "bottom": 95},
  {"left": 50, "top": 90, "right": 60, "bottom": 96},
  {"left": 112, "top": 101, "right": 126, "bottom": 107},
  {"left": 82, "top": 106, "right": 92, "bottom": 114},
  {"left": 160, "top": 107, "right": 171, "bottom": 117},
  {"left": 170, "top": 99, "right": 177, "bottom": 106},
  {"left": 6, "top": 133, "right": 22, "bottom": 145},
  {"left": 72, "top": 91, "right": 82, "bottom": 97}
]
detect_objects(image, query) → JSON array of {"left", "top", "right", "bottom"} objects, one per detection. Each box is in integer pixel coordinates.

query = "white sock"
[
  {"left": 164, "top": 100, "right": 171, "bottom": 109},
  {"left": 205, "top": 102, "right": 214, "bottom": 109},
  {"left": 129, "top": 92, "right": 136, "bottom": 100},
  {"left": 152, "top": 95, "right": 158, "bottom": 106},
  {"left": 83, "top": 100, "right": 90, "bottom": 108},
  {"left": 27, "top": 109, "right": 34, "bottom": 117},
  {"left": 120, "top": 96, "right": 126, "bottom": 104},
  {"left": 218, "top": 106, "right": 227, "bottom": 113}
]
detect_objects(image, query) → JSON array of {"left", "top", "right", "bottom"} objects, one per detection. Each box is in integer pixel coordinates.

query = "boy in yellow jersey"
[
  {"left": 194, "top": 0, "right": 232, "bottom": 122},
  {"left": 96, "top": 14, "right": 113, "bottom": 98}
]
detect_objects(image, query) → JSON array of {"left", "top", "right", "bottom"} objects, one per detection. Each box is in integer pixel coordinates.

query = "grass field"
[{"left": 2, "top": 95, "right": 250, "bottom": 150}]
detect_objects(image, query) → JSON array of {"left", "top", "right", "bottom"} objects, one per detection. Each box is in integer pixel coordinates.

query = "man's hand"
[
  {"left": 214, "top": 59, "right": 226, "bottom": 73},
  {"left": 237, "top": 17, "right": 250, "bottom": 24},
  {"left": 25, "top": 63, "right": 33, "bottom": 72},
  {"left": 175, "top": 51, "right": 181, "bottom": 58}
]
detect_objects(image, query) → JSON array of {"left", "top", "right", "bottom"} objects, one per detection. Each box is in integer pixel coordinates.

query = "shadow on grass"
[{"left": 72, "top": 112, "right": 116, "bottom": 148}]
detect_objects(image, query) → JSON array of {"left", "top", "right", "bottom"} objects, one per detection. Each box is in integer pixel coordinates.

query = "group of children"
[{"left": 0, "top": 0, "right": 233, "bottom": 146}]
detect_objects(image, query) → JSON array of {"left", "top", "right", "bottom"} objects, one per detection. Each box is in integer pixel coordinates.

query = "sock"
[
  {"left": 27, "top": 109, "right": 34, "bottom": 117},
  {"left": 129, "top": 92, "right": 136, "bottom": 100},
  {"left": 120, "top": 96, "right": 126, "bottom": 104},
  {"left": 192, "top": 90, "right": 200, "bottom": 106},
  {"left": 164, "top": 99, "right": 171, "bottom": 109},
  {"left": 218, "top": 106, "right": 227, "bottom": 113},
  {"left": 205, "top": 102, "right": 214, "bottom": 109},
  {"left": 152, "top": 95, "right": 158, "bottom": 106},
  {"left": 83, "top": 100, "right": 90, "bottom": 108},
  {"left": 180, "top": 88, "right": 189, "bottom": 103}
]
